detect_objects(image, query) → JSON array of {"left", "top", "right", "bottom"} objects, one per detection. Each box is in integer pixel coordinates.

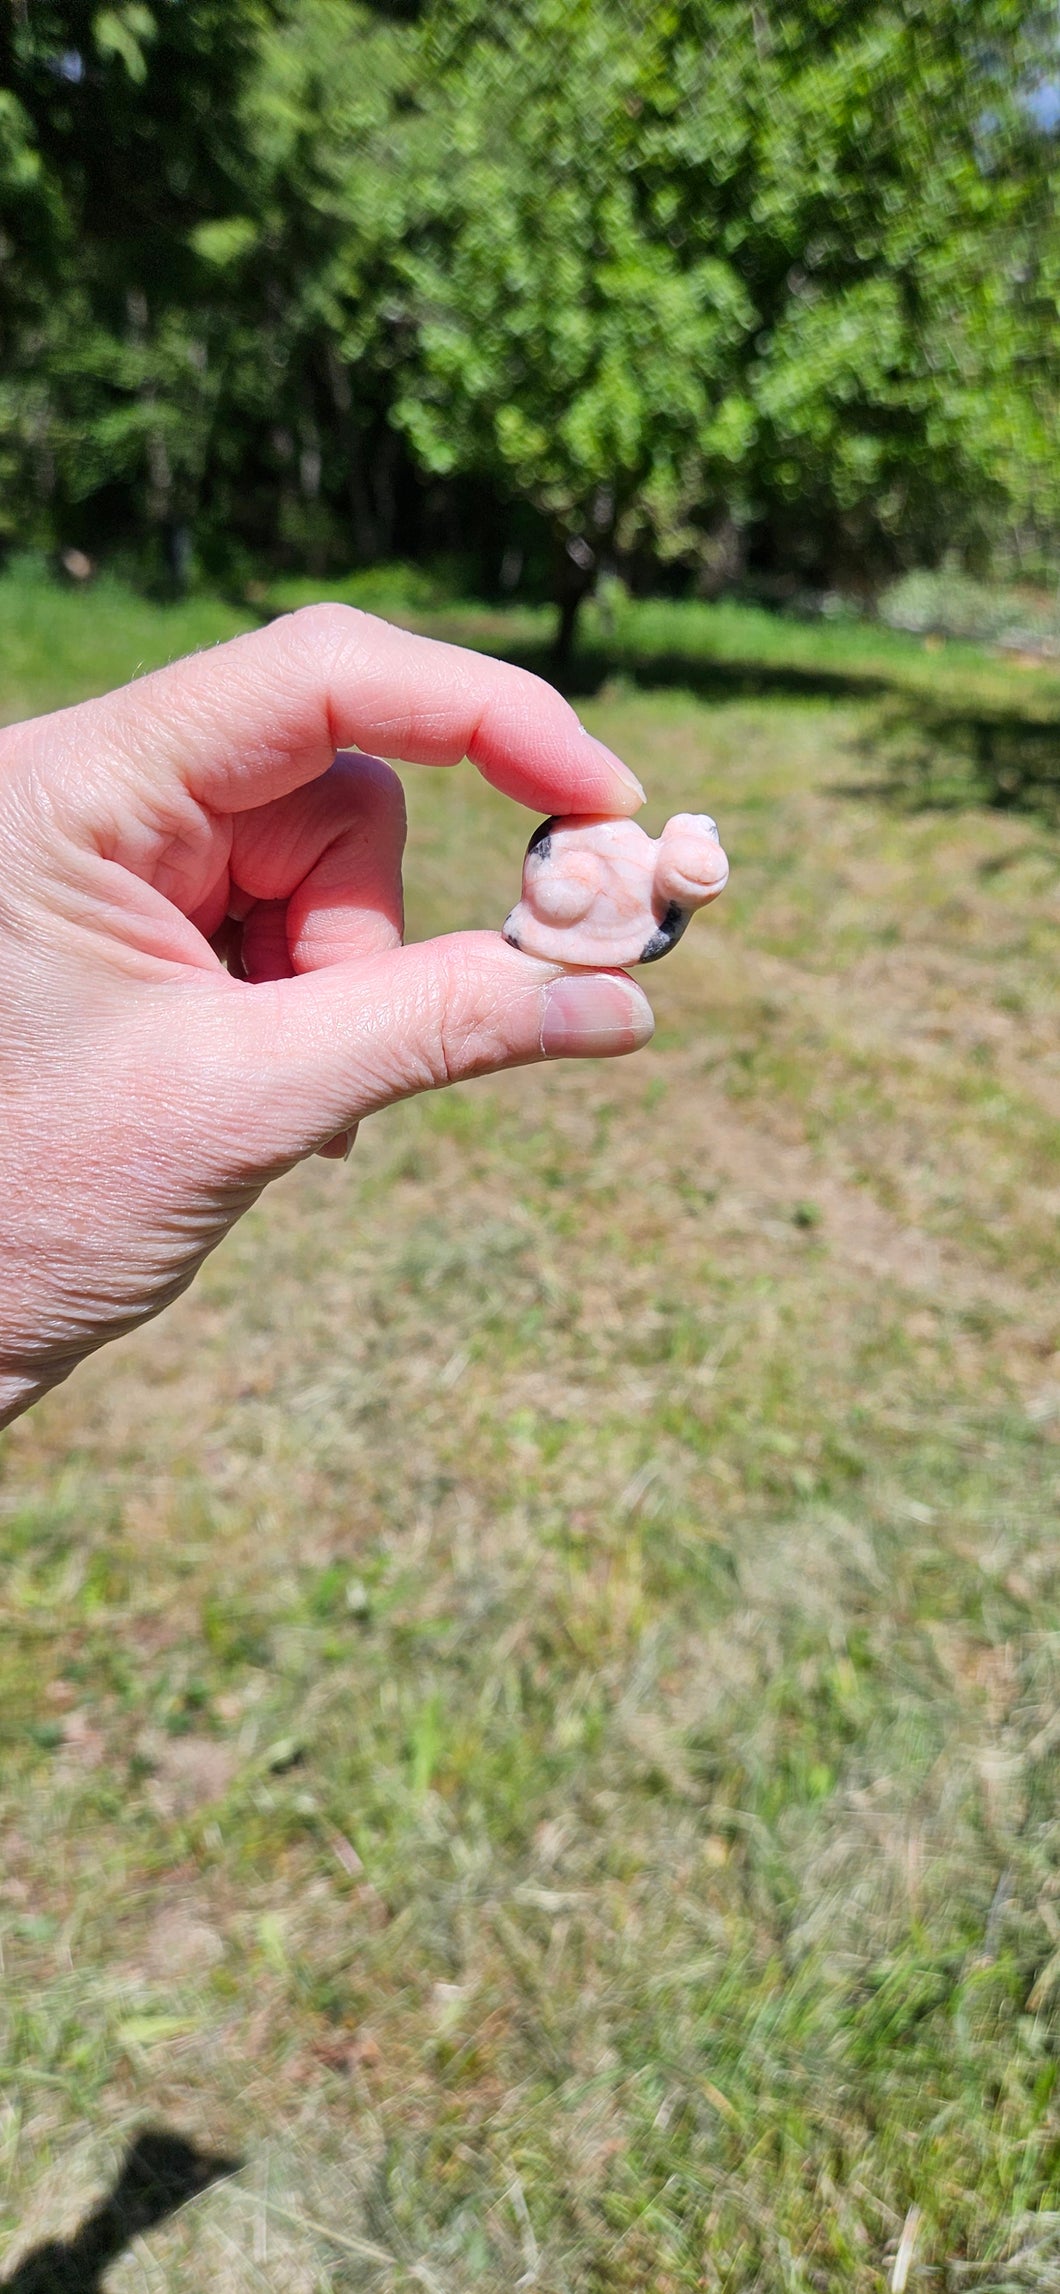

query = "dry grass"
[{"left": 2, "top": 577, "right": 1060, "bottom": 2289}]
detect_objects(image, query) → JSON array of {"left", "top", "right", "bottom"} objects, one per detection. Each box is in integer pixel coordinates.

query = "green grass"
[
  {"left": 2, "top": 567, "right": 1060, "bottom": 2289},
  {"left": 0, "top": 558, "right": 255, "bottom": 725}
]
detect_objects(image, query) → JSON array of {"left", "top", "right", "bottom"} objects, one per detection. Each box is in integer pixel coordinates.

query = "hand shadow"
[{"left": 1, "top": 2128, "right": 241, "bottom": 2292}]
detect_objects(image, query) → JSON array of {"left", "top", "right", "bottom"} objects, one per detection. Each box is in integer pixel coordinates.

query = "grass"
[{"left": 2, "top": 566, "right": 1060, "bottom": 2289}]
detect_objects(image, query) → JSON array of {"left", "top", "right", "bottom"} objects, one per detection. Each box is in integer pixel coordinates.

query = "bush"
[{"left": 878, "top": 566, "right": 1060, "bottom": 655}]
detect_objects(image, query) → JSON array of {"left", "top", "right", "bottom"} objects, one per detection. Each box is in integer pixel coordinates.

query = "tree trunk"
[
  {"left": 552, "top": 586, "right": 583, "bottom": 672},
  {"left": 551, "top": 535, "right": 596, "bottom": 675},
  {"left": 347, "top": 452, "right": 378, "bottom": 564},
  {"left": 162, "top": 520, "right": 192, "bottom": 593},
  {"left": 372, "top": 427, "right": 399, "bottom": 560}
]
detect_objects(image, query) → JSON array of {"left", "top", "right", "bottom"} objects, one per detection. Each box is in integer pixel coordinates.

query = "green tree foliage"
[
  {"left": 0, "top": 0, "right": 1057, "bottom": 628},
  {"left": 393, "top": 0, "right": 758, "bottom": 650},
  {"left": 737, "top": 0, "right": 1060, "bottom": 582},
  {"left": 187, "top": 0, "right": 426, "bottom": 573},
  {"left": 395, "top": 0, "right": 1060, "bottom": 646},
  {"left": 0, "top": 1, "right": 271, "bottom": 570}
]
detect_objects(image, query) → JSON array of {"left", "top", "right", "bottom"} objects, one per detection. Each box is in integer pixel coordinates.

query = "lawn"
[{"left": 2, "top": 569, "right": 1060, "bottom": 2292}]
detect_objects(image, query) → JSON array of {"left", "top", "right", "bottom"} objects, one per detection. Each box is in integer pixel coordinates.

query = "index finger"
[{"left": 51, "top": 604, "right": 645, "bottom": 820}]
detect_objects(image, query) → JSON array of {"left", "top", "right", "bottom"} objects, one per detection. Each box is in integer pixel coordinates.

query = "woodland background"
[{"left": 3, "top": 0, "right": 1060, "bottom": 653}]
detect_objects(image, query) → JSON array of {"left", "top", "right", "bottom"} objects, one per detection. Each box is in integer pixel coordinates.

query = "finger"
[
  {"left": 317, "top": 1124, "right": 359, "bottom": 1163},
  {"left": 190, "top": 753, "right": 405, "bottom": 977},
  {"left": 231, "top": 752, "right": 406, "bottom": 973},
  {"left": 240, "top": 899, "right": 295, "bottom": 984},
  {"left": 59, "top": 605, "right": 646, "bottom": 822},
  {"left": 235, "top": 751, "right": 404, "bottom": 1148},
  {"left": 215, "top": 933, "right": 655, "bottom": 1169}
]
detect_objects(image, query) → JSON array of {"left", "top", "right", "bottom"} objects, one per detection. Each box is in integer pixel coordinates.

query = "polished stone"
[{"left": 503, "top": 810, "right": 729, "bottom": 966}]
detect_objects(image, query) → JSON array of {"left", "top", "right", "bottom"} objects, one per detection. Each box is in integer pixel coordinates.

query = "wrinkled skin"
[{"left": 0, "top": 606, "right": 655, "bottom": 1426}]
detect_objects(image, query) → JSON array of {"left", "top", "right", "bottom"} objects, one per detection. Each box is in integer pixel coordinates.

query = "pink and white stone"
[{"left": 503, "top": 811, "right": 729, "bottom": 967}]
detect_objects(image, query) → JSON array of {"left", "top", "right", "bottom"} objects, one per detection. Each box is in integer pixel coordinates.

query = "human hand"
[{"left": 0, "top": 606, "right": 654, "bottom": 1427}]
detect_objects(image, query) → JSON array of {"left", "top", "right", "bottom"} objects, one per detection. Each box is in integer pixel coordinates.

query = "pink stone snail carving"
[{"left": 503, "top": 811, "right": 729, "bottom": 968}]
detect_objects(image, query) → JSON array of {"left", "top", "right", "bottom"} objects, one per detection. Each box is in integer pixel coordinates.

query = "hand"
[{"left": 0, "top": 605, "right": 654, "bottom": 1426}]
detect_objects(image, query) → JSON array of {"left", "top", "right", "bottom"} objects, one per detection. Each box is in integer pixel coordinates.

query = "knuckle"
[
  {"left": 404, "top": 956, "right": 478, "bottom": 1095},
  {"left": 431, "top": 958, "right": 508, "bottom": 1090},
  {"left": 288, "top": 600, "right": 363, "bottom": 644},
  {"left": 418, "top": 992, "right": 465, "bottom": 1095},
  {"left": 278, "top": 601, "right": 367, "bottom": 674}
]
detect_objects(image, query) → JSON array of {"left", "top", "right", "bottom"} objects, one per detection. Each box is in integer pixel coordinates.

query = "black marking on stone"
[
  {"left": 639, "top": 902, "right": 691, "bottom": 964},
  {"left": 525, "top": 815, "right": 557, "bottom": 867}
]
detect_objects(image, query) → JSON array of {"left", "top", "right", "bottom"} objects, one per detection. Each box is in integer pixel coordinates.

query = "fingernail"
[
  {"left": 581, "top": 730, "right": 646, "bottom": 808},
  {"left": 316, "top": 1124, "right": 359, "bottom": 1161},
  {"left": 540, "top": 973, "right": 655, "bottom": 1059}
]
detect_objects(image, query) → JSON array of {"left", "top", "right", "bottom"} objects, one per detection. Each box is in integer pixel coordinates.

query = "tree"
[
  {"left": 729, "top": 0, "right": 1060, "bottom": 584},
  {"left": 1, "top": 0, "right": 1056, "bottom": 615},
  {"left": 392, "top": 0, "right": 758, "bottom": 659},
  {"left": 0, "top": 1, "right": 274, "bottom": 575},
  {"left": 393, "top": 0, "right": 1060, "bottom": 654},
  {"left": 209, "top": 0, "right": 424, "bottom": 574}
]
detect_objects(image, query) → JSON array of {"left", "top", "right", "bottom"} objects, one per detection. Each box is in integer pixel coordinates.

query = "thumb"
[{"left": 216, "top": 933, "right": 655, "bottom": 1168}]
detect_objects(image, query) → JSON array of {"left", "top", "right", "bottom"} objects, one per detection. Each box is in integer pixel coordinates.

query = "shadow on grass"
[
  {"left": 494, "top": 638, "right": 1060, "bottom": 820},
  {"left": 462, "top": 632, "right": 893, "bottom": 708},
  {"left": 849, "top": 698, "right": 1060, "bottom": 821},
  {"left": 249, "top": 591, "right": 1060, "bottom": 812},
  {"left": 549, "top": 636, "right": 1060, "bottom": 823},
  {"left": 0, "top": 2129, "right": 241, "bottom": 2292},
  {"left": 245, "top": 592, "right": 894, "bottom": 707}
]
